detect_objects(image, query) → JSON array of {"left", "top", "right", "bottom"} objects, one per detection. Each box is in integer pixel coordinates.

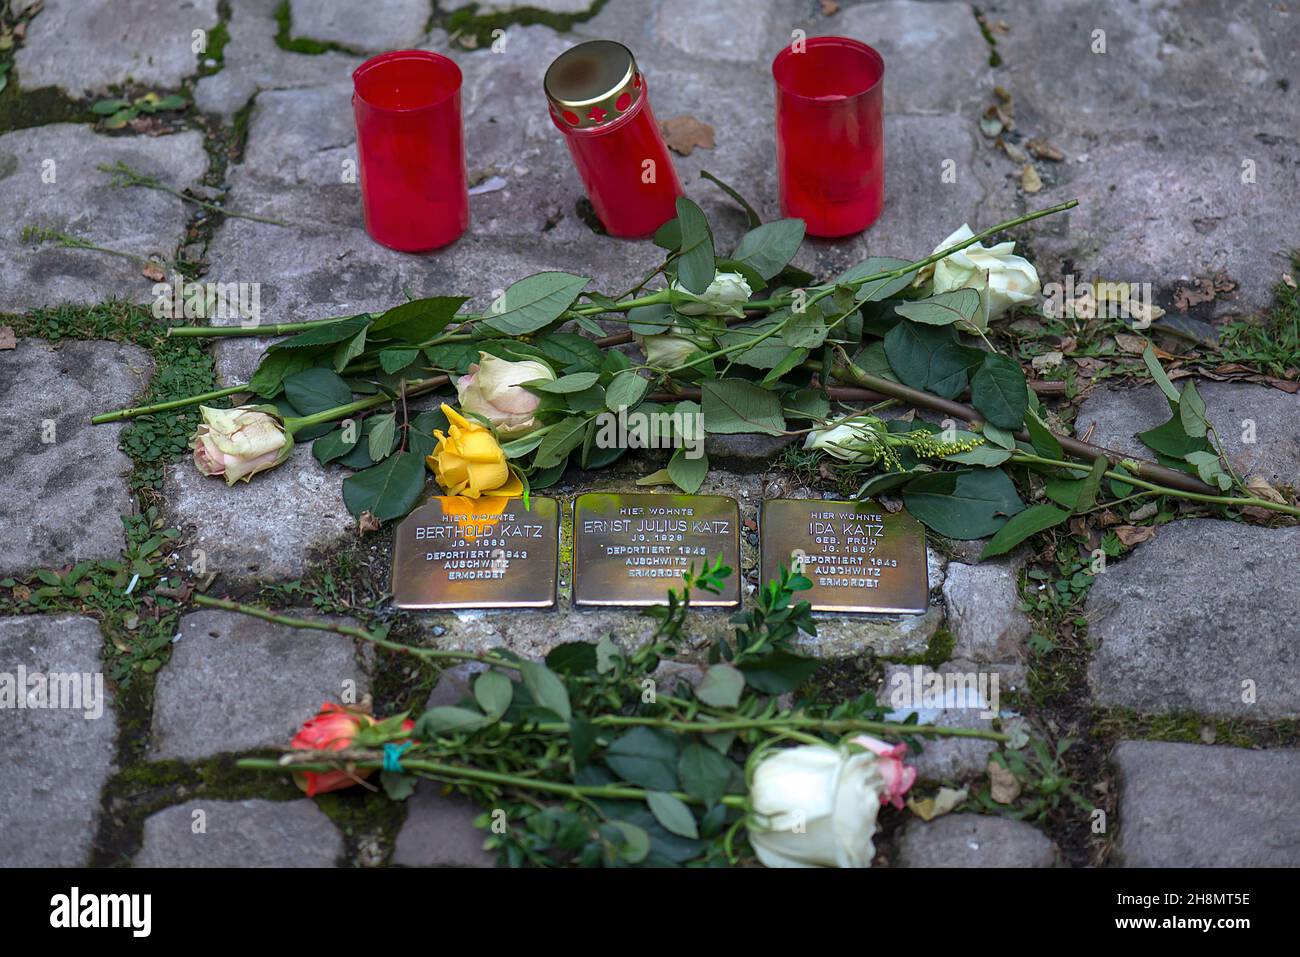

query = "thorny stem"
[{"left": 98, "top": 161, "right": 290, "bottom": 226}]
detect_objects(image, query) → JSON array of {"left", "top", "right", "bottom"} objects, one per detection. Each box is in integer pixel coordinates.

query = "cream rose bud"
[
  {"left": 927, "top": 223, "right": 1041, "bottom": 333},
  {"left": 191, "top": 405, "right": 293, "bottom": 485},
  {"left": 748, "top": 744, "right": 886, "bottom": 868},
  {"left": 634, "top": 326, "right": 711, "bottom": 370},
  {"left": 804, "top": 417, "right": 888, "bottom": 462},
  {"left": 455, "top": 352, "right": 554, "bottom": 437},
  {"left": 671, "top": 270, "right": 753, "bottom": 315}
]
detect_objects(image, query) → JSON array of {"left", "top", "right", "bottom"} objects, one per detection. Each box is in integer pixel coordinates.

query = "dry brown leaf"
[
  {"left": 1116, "top": 525, "right": 1157, "bottom": 547},
  {"left": 141, "top": 262, "right": 167, "bottom": 282},
  {"left": 819, "top": 0, "right": 840, "bottom": 13},
  {"left": 988, "top": 759, "right": 1021, "bottom": 804},
  {"left": 357, "top": 510, "right": 382, "bottom": 535},
  {"left": 1020, "top": 163, "right": 1042, "bottom": 193},
  {"left": 12, "top": 584, "right": 30, "bottom": 602},
  {"left": 1244, "top": 475, "right": 1286, "bottom": 504},
  {"left": 1098, "top": 509, "right": 1122, "bottom": 527},
  {"left": 1026, "top": 138, "right": 1064, "bottom": 162},
  {"left": 907, "top": 786, "right": 967, "bottom": 821},
  {"left": 1283, "top": 273, "right": 1297, "bottom": 289},
  {"left": 0, "top": 326, "right": 15, "bottom": 350},
  {"left": 1073, "top": 356, "right": 1107, "bottom": 377},
  {"left": 1114, "top": 333, "right": 1148, "bottom": 354},
  {"left": 1031, "top": 351, "right": 1064, "bottom": 373},
  {"left": 1267, "top": 378, "right": 1300, "bottom": 394},
  {"left": 659, "top": 115, "right": 715, "bottom": 156}
]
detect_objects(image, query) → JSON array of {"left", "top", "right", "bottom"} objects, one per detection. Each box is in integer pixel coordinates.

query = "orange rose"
[{"left": 290, "top": 702, "right": 413, "bottom": 797}]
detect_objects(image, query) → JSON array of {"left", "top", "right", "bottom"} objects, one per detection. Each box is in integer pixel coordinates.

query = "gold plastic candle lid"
[{"left": 544, "top": 39, "right": 643, "bottom": 130}]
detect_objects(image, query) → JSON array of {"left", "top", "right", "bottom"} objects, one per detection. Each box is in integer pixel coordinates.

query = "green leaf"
[
  {"left": 341, "top": 451, "right": 425, "bottom": 522},
  {"left": 946, "top": 443, "right": 1012, "bottom": 466},
  {"left": 678, "top": 742, "right": 734, "bottom": 805},
  {"left": 370, "top": 296, "right": 467, "bottom": 343},
  {"left": 700, "top": 169, "right": 762, "bottom": 227},
  {"left": 379, "top": 347, "right": 420, "bottom": 374},
  {"left": 103, "top": 108, "right": 136, "bottom": 129},
  {"left": 425, "top": 341, "right": 480, "bottom": 374},
  {"left": 858, "top": 469, "right": 929, "bottom": 499},
  {"left": 604, "top": 727, "right": 680, "bottom": 791},
  {"left": 718, "top": 315, "right": 803, "bottom": 370},
  {"left": 895, "top": 288, "right": 982, "bottom": 326},
  {"left": 700, "top": 379, "right": 785, "bottom": 435},
  {"left": 533, "top": 415, "right": 588, "bottom": 469},
  {"left": 519, "top": 660, "right": 571, "bottom": 722},
  {"left": 667, "top": 447, "right": 709, "bottom": 494},
  {"left": 284, "top": 367, "right": 352, "bottom": 414},
  {"left": 970, "top": 353, "right": 1028, "bottom": 430},
  {"left": 276, "top": 315, "right": 371, "bottom": 349},
  {"left": 979, "top": 504, "right": 1071, "bottom": 559},
  {"left": 150, "top": 94, "right": 188, "bottom": 112},
  {"left": 783, "top": 308, "right": 828, "bottom": 349},
  {"left": 1142, "top": 344, "right": 1181, "bottom": 403},
  {"left": 482, "top": 272, "right": 588, "bottom": 335},
  {"left": 474, "top": 671, "right": 513, "bottom": 719},
  {"left": 903, "top": 467, "right": 1026, "bottom": 539},
  {"left": 545, "top": 642, "right": 598, "bottom": 675},
  {"left": 1179, "top": 379, "right": 1208, "bottom": 438},
  {"left": 609, "top": 821, "right": 650, "bottom": 863},
  {"left": 837, "top": 257, "right": 918, "bottom": 303},
  {"left": 626, "top": 302, "right": 676, "bottom": 335},
  {"left": 313, "top": 425, "right": 361, "bottom": 466},
  {"left": 527, "top": 371, "right": 599, "bottom": 394},
  {"left": 92, "top": 98, "right": 133, "bottom": 115},
  {"left": 1139, "top": 415, "right": 1209, "bottom": 458},
  {"left": 332, "top": 328, "right": 367, "bottom": 372},
  {"left": 606, "top": 371, "right": 649, "bottom": 412},
  {"left": 1044, "top": 477, "right": 1085, "bottom": 509},
  {"left": 1075, "top": 455, "right": 1109, "bottom": 513},
  {"left": 883, "top": 322, "right": 985, "bottom": 399},
  {"left": 533, "top": 332, "right": 603, "bottom": 372},
  {"left": 1023, "top": 408, "right": 1062, "bottom": 458},
  {"left": 695, "top": 663, "right": 744, "bottom": 708},
  {"left": 674, "top": 196, "right": 716, "bottom": 294},
  {"left": 418, "top": 706, "right": 492, "bottom": 735},
  {"left": 1185, "top": 450, "right": 1234, "bottom": 491},
  {"left": 646, "top": 792, "right": 699, "bottom": 839},
  {"left": 854, "top": 340, "right": 900, "bottom": 383},
  {"left": 738, "top": 649, "right": 820, "bottom": 694},
  {"left": 366, "top": 412, "right": 397, "bottom": 462},
  {"left": 732, "top": 219, "right": 805, "bottom": 280}
]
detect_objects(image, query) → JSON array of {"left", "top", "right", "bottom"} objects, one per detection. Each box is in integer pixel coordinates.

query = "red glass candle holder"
[
  {"left": 352, "top": 50, "right": 469, "bottom": 252},
  {"left": 772, "top": 36, "right": 885, "bottom": 238},
  {"left": 544, "top": 40, "right": 683, "bottom": 239}
]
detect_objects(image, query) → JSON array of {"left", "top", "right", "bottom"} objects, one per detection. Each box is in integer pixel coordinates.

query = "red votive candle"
[
  {"left": 544, "top": 40, "right": 683, "bottom": 238},
  {"left": 352, "top": 50, "right": 469, "bottom": 252},
  {"left": 772, "top": 36, "right": 885, "bottom": 237}
]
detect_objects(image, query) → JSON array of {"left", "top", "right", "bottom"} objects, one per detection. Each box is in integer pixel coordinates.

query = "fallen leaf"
[
  {"left": 1267, "top": 378, "right": 1300, "bottom": 394},
  {"left": 1128, "top": 501, "right": 1158, "bottom": 522},
  {"left": 819, "top": 0, "right": 839, "bottom": 13},
  {"left": 988, "top": 759, "right": 1022, "bottom": 804},
  {"left": 1098, "top": 509, "right": 1122, "bottom": 527},
  {"left": 1200, "top": 725, "right": 1217, "bottom": 744},
  {"left": 141, "top": 262, "right": 167, "bottom": 282},
  {"left": 659, "top": 115, "right": 715, "bottom": 156},
  {"left": 0, "top": 326, "right": 15, "bottom": 350},
  {"left": 1026, "top": 138, "right": 1064, "bottom": 162},
  {"left": 12, "top": 584, "right": 31, "bottom": 602},
  {"left": 907, "top": 786, "right": 967, "bottom": 821},
  {"left": 1114, "top": 333, "right": 1148, "bottom": 354},
  {"left": 357, "top": 510, "right": 381, "bottom": 534},
  {"left": 1031, "top": 351, "right": 1064, "bottom": 373},
  {"left": 1115, "top": 525, "right": 1157, "bottom": 547},
  {"left": 1020, "top": 164, "right": 1042, "bottom": 193},
  {"left": 1059, "top": 336, "right": 1078, "bottom": 354},
  {"left": 1244, "top": 475, "right": 1286, "bottom": 504},
  {"left": 998, "top": 138, "right": 1027, "bottom": 163},
  {"left": 1073, "top": 356, "right": 1107, "bottom": 377},
  {"left": 1283, "top": 273, "right": 1297, "bottom": 289}
]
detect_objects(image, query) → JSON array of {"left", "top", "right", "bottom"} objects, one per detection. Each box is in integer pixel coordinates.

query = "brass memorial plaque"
[
  {"left": 573, "top": 493, "right": 741, "bottom": 607},
  {"left": 392, "top": 496, "right": 558, "bottom": 609},
  {"left": 759, "top": 500, "right": 928, "bottom": 614}
]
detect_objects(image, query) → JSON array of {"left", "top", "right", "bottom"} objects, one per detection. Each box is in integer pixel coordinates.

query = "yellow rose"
[{"left": 426, "top": 404, "right": 524, "bottom": 499}]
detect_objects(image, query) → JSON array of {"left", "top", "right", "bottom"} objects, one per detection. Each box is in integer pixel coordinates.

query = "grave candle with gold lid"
[{"left": 544, "top": 40, "right": 683, "bottom": 238}]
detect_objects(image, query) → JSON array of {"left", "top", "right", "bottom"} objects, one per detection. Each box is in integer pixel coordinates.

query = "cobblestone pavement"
[{"left": 1, "top": 0, "right": 1297, "bottom": 868}]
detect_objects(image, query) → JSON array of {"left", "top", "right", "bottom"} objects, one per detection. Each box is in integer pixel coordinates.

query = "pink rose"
[{"left": 850, "top": 735, "right": 917, "bottom": 809}]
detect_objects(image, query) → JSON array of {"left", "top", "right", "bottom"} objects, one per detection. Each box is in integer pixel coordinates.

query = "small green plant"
[
  {"left": 980, "top": 736, "right": 1092, "bottom": 822},
  {"left": 91, "top": 91, "right": 188, "bottom": 129}
]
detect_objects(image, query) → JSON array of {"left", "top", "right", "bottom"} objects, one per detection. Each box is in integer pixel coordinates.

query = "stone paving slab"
[
  {"left": 897, "top": 812, "right": 1058, "bottom": 867},
  {"left": 0, "top": 125, "right": 209, "bottom": 311},
  {"left": 391, "top": 783, "right": 495, "bottom": 867},
  {"left": 0, "top": 615, "right": 116, "bottom": 867},
  {"left": 1112, "top": 740, "right": 1300, "bottom": 867},
  {"left": 1087, "top": 521, "right": 1300, "bottom": 719},
  {"left": 194, "top": 0, "right": 362, "bottom": 116},
  {"left": 882, "top": 662, "right": 1001, "bottom": 782},
  {"left": 162, "top": 446, "right": 355, "bottom": 581},
  {"left": 941, "top": 551, "right": 1033, "bottom": 664},
  {"left": 288, "top": 0, "right": 431, "bottom": 52},
  {"left": 1077, "top": 381, "right": 1300, "bottom": 486},
  {"left": 0, "top": 339, "right": 154, "bottom": 577},
  {"left": 14, "top": 0, "right": 219, "bottom": 98},
  {"left": 150, "top": 609, "right": 370, "bottom": 759},
  {"left": 133, "top": 799, "right": 343, "bottom": 867}
]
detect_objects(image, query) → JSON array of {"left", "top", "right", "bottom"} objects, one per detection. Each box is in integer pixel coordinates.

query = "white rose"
[
  {"left": 748, "top": 744, "right": 886, "bottom": 868},
  {"left": 191, "top": 405, "right": 293, "bottom": 485},
  {"left": 670, "top": 270, "right": 753, "bottom": 316},
  {"left": 927, "top": 223, "right": 1040, "bottom": 333},
  {"left": 456, "top": 352, "right": 554, "bottom": 437},
  {"left": 634, "top": 325, "right": 712, "bottom": 370},
  {"left": 803, "top": 417, "right": 888, "bottom": 462}
]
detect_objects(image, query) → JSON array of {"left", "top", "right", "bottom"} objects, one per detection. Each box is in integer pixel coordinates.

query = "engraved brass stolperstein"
[
  {"left": 759, "top": 499, "right": 928, "bottom": 614},
  {"left": 573, "top": 492, "right": 741, "bottom": 607},
  {"left": 392, "top": 496, "right": 559, "bottom": 609}
]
